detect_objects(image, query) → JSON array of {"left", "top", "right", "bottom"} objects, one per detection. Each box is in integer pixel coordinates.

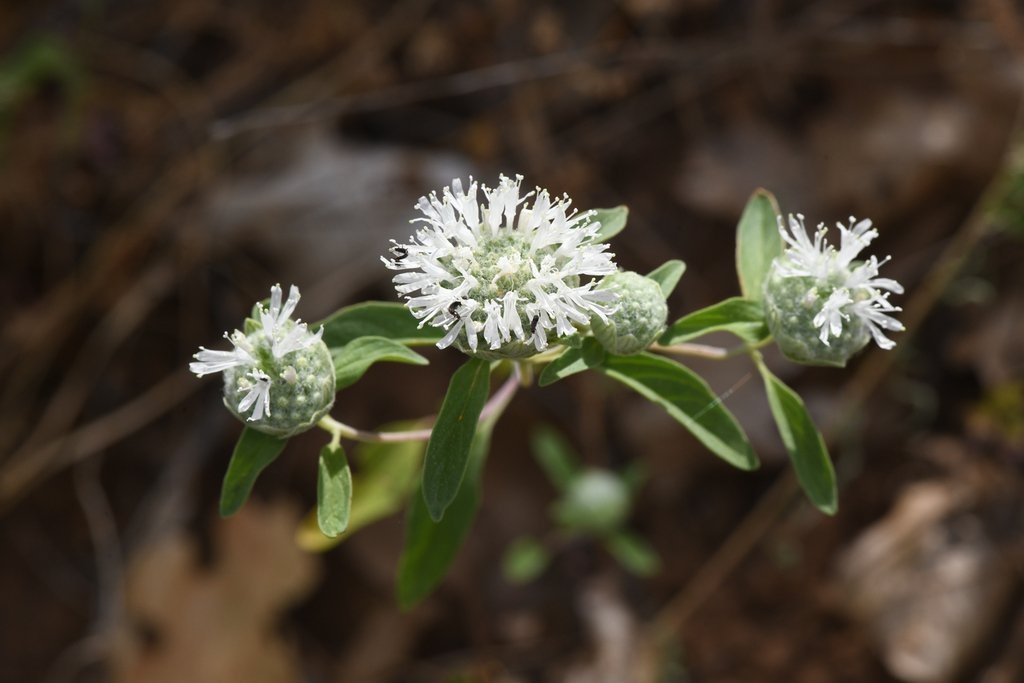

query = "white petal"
[{"left": 238, "top": 370, "right": 272, "bottom": 420}]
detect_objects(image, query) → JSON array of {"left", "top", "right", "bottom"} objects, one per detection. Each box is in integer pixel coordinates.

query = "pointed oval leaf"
[
  {"left": 598, "top": 353, "right": 758, "bottom": 470},
  {"left": 591, "top": 205, "right": 629, "bottom": 242},
  {"left": 756, "top": 359, "right": 837, "bottom": 514},
  {"left": 316, "top": 443, "right": 352, "bottom": 537},
  {"left": 220, "top": 428, "right": 288, "bottom": 517},
  {"left": 297, "top": 424, "right": 427, "bottom": 552},
  {"left": 422, "top": 357, "right": 491, "bottom": 521},
  {"left": 319, "top": 301, "right": 443, "bottom": 348},
  {"left": 646, "top": 260, "right": 687, "bottom": 298},
  {"left": 736, "top": 189, "right": 782, "bottom": 300},
  {"left": 397, "top": 415, "right": 497, "bottom": 609},
  {"left": 659, "top": 297, "right": 769, "bottom": 345},
  {"left": 332, "top": 336, "right": 428, "bottom": 389}
]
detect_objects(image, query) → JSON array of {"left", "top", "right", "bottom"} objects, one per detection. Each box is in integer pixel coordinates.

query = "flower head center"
[{"left": 455, "top": 232, "right": 543, "bottom": 301}]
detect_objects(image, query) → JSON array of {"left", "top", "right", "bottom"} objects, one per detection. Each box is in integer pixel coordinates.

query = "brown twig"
[{"left": 0, "top": 370, "right": 199, "bottom": 514}]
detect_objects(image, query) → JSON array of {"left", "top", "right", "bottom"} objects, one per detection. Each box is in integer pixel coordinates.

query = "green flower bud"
[
  {"left": 591, "top": 271, "right": 668, "bottom": 355},
  {"left": 762, "top": 266, "right": 869, "bottom": 367},
  {"left": 222, "top": 335, "right": 335, "bottom": 437},
  {"left": 763, "top": 214, "right": 905, "bottom": 367},
  {"left": 555, "top": 469, "right": 631, "bottom": 534},
  {"left": 190, "top": 284, "right": 336, "bottom": 437}
]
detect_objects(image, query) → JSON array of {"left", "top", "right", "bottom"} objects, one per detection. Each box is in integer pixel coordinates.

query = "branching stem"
[{"left": 316, "top": 363, "right": 521, "bottom": 443}]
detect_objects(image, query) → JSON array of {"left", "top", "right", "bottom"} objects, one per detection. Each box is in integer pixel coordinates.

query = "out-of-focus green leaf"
[
  {"left": 502, "top": 537, "right": 550, "bottom": 584},
  {"left": 530, "top": 425, "right": 580, "bottom": 491},
  {"left": 605, "top": 531, "right": 660, "bottom": 576}
]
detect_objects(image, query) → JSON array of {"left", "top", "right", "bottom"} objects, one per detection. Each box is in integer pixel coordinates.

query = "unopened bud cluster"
[
  {"left": 591, "top": 271, "right": 668, "bottom": 355},
  {"left": 763, "top": 215, "right": 904, "bottom": 367},
  {"left": 191, "top": 284, "right": 335, "bottom": 437}
]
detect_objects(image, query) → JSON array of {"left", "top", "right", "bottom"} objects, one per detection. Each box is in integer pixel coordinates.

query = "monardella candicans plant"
[{"left": 189, "top": 180, "right": 913, "bottom": 609}]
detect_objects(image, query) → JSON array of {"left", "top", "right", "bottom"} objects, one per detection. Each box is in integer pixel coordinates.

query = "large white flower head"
[
  {"left": 190, "top": 284, "right": 335, "bottom": 436},
  {"left": 384, "top": 174, "right": 618, "bottom": 359},
  {"left": 763, "top": 214, "right": 905, "bottom": 366}
]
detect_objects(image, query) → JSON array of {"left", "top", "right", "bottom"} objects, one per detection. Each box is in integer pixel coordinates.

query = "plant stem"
[
  {"left": 316, "top": 363, "right": 521, "bottom": 444},
  {"left": 650, "top": 336, "right": 773, "bottom": 360}
]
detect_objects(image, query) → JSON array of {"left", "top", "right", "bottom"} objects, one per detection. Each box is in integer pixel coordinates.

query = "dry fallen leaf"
[{"left": 111, "top": 500, "right": 321, "bottom": 683}]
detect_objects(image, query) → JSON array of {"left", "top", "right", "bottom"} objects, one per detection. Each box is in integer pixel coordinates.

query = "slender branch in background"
[{"left": 0, "top": 370, "right": 200, "bottom": 515}]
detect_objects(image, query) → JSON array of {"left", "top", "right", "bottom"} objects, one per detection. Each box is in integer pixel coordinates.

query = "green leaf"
[
  {"left": 736, "top": 189, "right": 783, "bottom": 300},
  {"left": 591, "top": 206, "right": 629, "bottom": 242},
  {"left": 597, "top": 353, "right": 758, "bottom": 471},
  {"left": 530, "top": 425, "right": 580, "bottom": 490},
  {"left": 316, "top": 443, "right": 352, "bottom": 537},
  {"left": 219, "top": 428, "right": 288, "bottom": 517},
  {"left": 538, "top": 337, "right": 607, "bottom": 386},
  {"left": 397, "top": 414, "right": 498, "bottom": 608},
  {"left": 605, "top": 531, "right": 661, "bottom": 577},
  {"left": 296, "top": 423, "right": 426, "bottom": 552},
  {"left": 755, "top": 358, "right": 837, "bottom": 514},
  {"left": 319, "top": 301, "right": 443, "bottom": 348},
  {"left": 503, "top": 537, "right": 550, "bottom": 584},
  {"left": 422, "top": 358, "right": 491, "bottom": 521},
  {"left": 332, "top": 336, "right": 428, "bottom": 389},
  {"left": 646, "top": 260, "right": 687, "bottom": 298},
  {"left": 659, "top": 297, "right": 769, "bottom": 345}
]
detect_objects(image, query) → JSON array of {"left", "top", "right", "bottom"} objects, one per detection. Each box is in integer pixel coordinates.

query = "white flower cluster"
[
  {"left": 774, "top": 214, "right": 904, "bottom": 350},
  {"left": 384, "top": 175, "right": 618, "bottom": 357},
  {"left": 190, "top": 284, "right": 324, "bottom": 422}
]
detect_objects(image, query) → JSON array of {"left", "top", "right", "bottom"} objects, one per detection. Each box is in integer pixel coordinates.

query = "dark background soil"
[{"left": 1, "top": 1, "right": 1022, "bottom": 682}]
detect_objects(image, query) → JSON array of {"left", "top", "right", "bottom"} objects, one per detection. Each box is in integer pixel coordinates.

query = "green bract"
[{"left": 591, "top": 271, "right": 668, "bottom": 355}]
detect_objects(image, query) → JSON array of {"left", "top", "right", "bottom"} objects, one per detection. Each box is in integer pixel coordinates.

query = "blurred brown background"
[{"left": 1, "top": 1, "right": 1023, "bottom": 682}]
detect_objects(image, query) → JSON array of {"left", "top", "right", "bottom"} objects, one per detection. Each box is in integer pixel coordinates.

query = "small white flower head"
[
  {"left": 384, "top": 174, "right": 618, "bottom": 360},
  {"left": 190, "top": 284, "right": 335, "bottom": 436},
  {"left": 763, "top": 214, "right": 905, "bottom": 366},
  {"left": 590, "top": 271, "right": 668, "bottom": 355}
]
